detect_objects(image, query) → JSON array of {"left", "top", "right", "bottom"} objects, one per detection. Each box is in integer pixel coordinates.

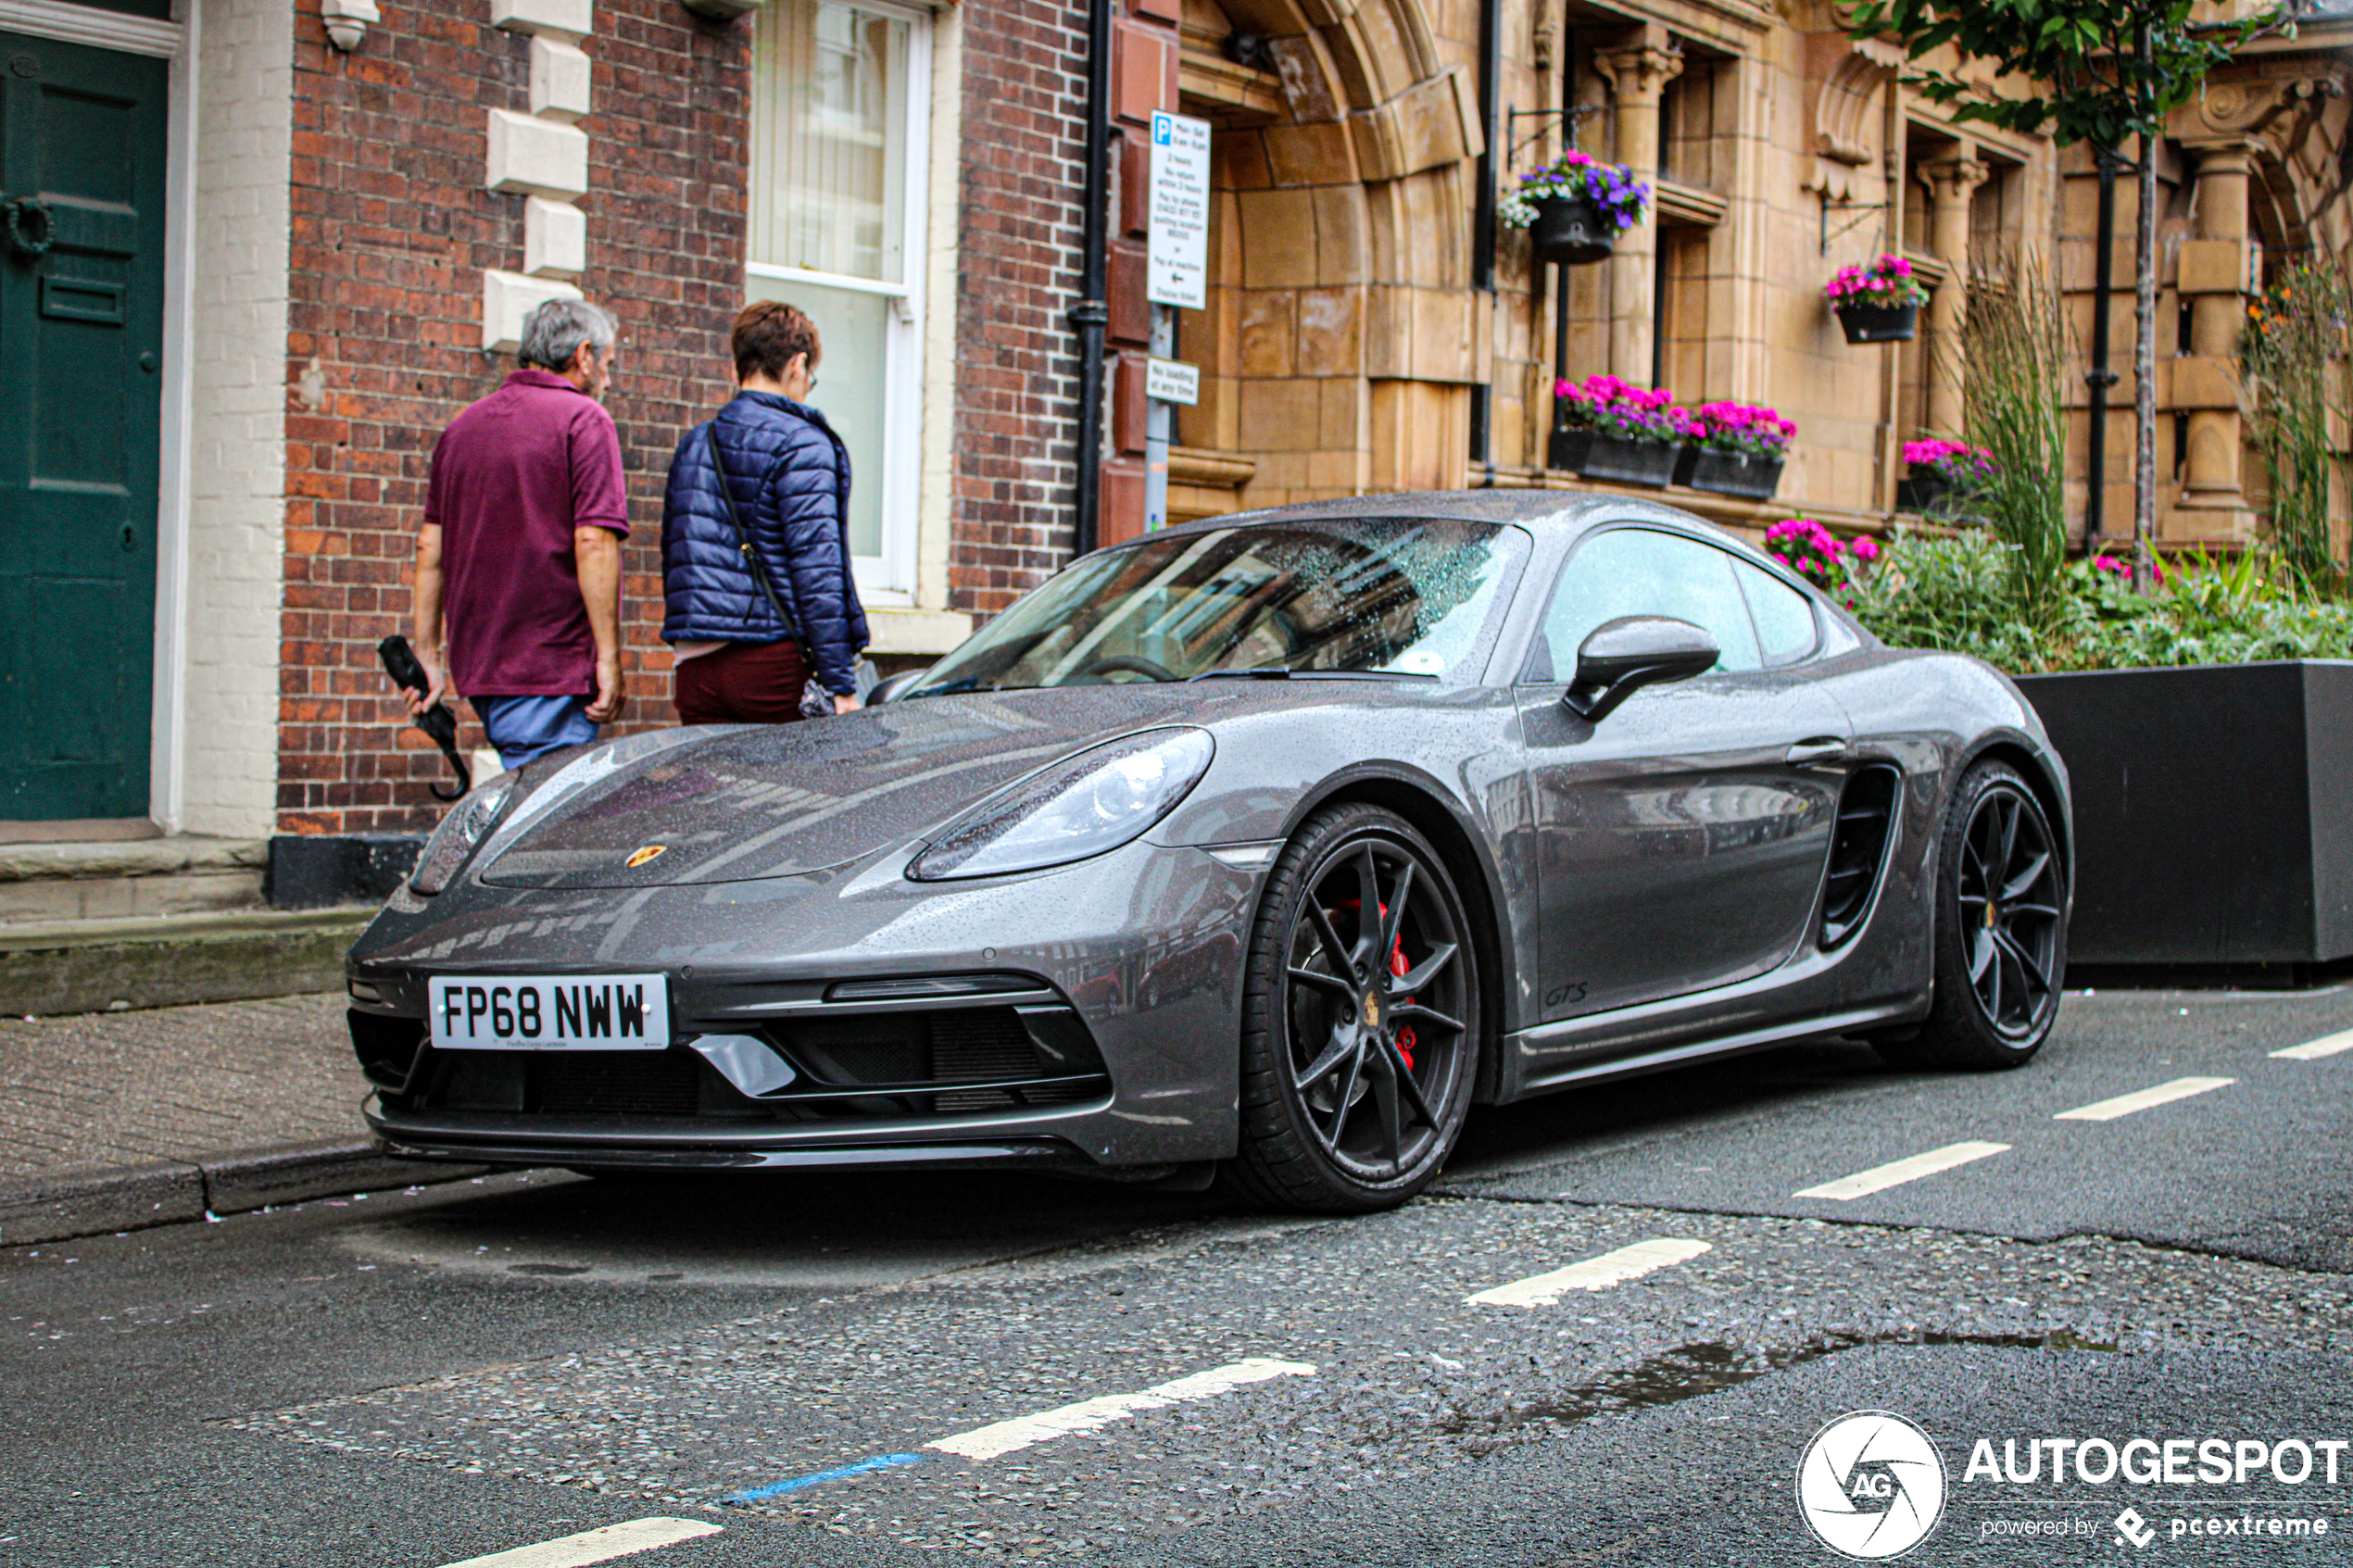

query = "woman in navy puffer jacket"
[{"left": 661, "top": 301, "right": 869, "bottom": 722}]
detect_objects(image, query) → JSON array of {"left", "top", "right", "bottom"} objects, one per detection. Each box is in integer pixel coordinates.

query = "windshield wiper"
[{"left": 1187, "top": 667, "right": 1294, "bottom": 682}]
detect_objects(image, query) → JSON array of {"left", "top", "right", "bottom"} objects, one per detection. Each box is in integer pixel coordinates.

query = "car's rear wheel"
[
  {"left": 1225, "top": 803, "right": 1479, "bottom": 1212},
  {"left": 1880, "top": 759, "right": 2066, "bottom": 1071}
]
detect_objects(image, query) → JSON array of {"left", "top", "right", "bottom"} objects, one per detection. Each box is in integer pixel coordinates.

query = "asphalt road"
[{"left": 6, "top": 985, "right": 2352, "bottom": 1568}]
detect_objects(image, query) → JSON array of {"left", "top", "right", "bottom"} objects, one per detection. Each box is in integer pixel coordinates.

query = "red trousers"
[{"left": 673, "top": 639, "right": 810, "bottom": 724}]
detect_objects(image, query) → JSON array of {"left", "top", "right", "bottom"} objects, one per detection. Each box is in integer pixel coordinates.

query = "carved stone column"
[
  {"left": 2171, "top": 137, "right": 2259, "bottom": 534},
  {"left": 1916, "top": 155, "right": 1989, "bottom": 436},
  {"left": 1597, "top": 36, "right": 1683, "bottom": 385}
]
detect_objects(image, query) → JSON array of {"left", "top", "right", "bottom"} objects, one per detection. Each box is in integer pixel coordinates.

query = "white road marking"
[
  {"left": 1794, "top": 1140, "right": 2010, "bottom": 1200},
  {"left": 2054, "top": 1076, "right": 2235, "bottom": 1122},
  {"left": 436, "top": 1518, "right": 722, "bottom": 1568},
  {"left": 925, "top": 1357, "right": 1315, "bottom": 1461},
  {"left": 2272, "top": 1029, "right": 2353, "bottom": 1060},
  {"left": 1468, "top": 1237, "right": 1714, "bottom": 1307}
]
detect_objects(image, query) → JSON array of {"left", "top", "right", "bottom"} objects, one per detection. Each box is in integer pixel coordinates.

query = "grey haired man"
[{"left": 409, "top": 298, "right": 632, "bottom": 768}]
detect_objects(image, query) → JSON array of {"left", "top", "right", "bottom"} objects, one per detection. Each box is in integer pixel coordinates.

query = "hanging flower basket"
[
  {"left": 1837, "top": 302, "right": 1920, "bottom": 344},
  {"left": 1826, "top": 255, "right": 1930, "bottom": 344},
  {"left": 1549, "top": 375, "right": 1683, "bottom": 484},
  {"left": 1502, "top": 152, "right": 1650, "bottom": 268},
  {"left": 1529, "top": 194, "right": 1616, "bottom": 265},
  {"left": 1670, "top": 400, "right": 1794, "bottom": 500}
]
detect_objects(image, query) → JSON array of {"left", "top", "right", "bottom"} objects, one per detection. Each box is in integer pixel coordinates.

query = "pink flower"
[{"left": 1851, "top": 536, "right": 1881, "bottom": 561}]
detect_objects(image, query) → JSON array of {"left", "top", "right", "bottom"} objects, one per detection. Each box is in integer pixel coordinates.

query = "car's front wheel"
[
  {"left": 1881, "top": 759, "right": 2067, "bottom": 1071},
  {"left": 1226, "top": 803, "right": 1479, "bottom": 1212}
]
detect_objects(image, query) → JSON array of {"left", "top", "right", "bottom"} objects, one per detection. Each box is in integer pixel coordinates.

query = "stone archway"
[{"left": 1167, "top": 0, "right": 1483, "bottom": 520}]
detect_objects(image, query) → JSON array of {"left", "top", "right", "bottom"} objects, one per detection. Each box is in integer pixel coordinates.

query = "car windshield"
[{"left": 913, "top": 519, "right": 1529, "bottom": 694}]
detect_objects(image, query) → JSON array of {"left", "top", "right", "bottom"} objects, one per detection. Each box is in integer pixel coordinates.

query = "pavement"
[
  {"left": 4, "top": 983, "right": 2352, "bottom": 1566},
  {"left": 0, "top": 994, "right": 478, "bottom": 1246}
]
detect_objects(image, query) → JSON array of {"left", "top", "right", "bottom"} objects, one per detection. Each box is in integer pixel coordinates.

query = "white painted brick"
[
  {"left": 523, "top": 196, "right": 586, "bottom": 278},
  {"left": 492, "top": 0, "right": 590, "bottom": 37},
  {"left": 485, "top": 108, "right": 588, "bottom": 198},
  {"left": 483, "top": 268, "right": 585, "bottom": 352},
  {"left": 182, "top": 0, "right": 294, "bottom": 837},
  {"left": 529, "top": 36, "right": 592, "bottom": 121}
]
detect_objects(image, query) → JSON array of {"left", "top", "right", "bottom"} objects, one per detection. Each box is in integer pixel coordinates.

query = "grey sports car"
[{"left": 346, "top": 492, "right": 2071, "bottom": 1212}]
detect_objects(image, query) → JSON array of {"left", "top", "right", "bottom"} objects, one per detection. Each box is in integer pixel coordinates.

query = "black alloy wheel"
[
  {"left": 1882, "top": 759, "right": 2067, "bottom": 1071},
  {"left": 1227, "top": 802, "right": 1479, "bottom": 1211}
]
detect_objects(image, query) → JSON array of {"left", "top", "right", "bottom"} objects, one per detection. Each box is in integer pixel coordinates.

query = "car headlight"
[
  {"left": 409, "top": 774, "right": 518, "bottom": 896},
  {"left": 908, "top": 729, "right": 1214, "bottom": 882}
]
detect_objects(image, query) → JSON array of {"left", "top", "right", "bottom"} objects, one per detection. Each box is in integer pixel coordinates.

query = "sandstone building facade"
[{"left": 0, "top": 0, "right": 2345, "bottom": 863}]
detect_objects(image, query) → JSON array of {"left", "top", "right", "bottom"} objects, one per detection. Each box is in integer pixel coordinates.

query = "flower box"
[
  {"left": 1894, "top": 471, "right": 1951, "bottom": 513},
  {"left": 1551, "top": 428, "right": 1680, "bottom": 486},
  {"left": 1835, "top": 301, "right": 1919, "bottom": 344},
  {"left": 2014, "top": 662, "right": 2353, "bottom": 971},
  {"left": 1675, "top": 445, "right": 1785, "bottom": 499},
  {"left": 1895, "top": 442, "right": 1991, "bottom": 516},
  {"left": 1529, "top": 194, "right": 1615, "bottom": 265},
  {"left": 1668, "top": 401, "right": 1794, "bottom": 499}
]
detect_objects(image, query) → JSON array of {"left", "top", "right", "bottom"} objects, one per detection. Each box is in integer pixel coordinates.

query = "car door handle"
[{"left": 1785, "top": 738, "right": 1849, "bottom": 766}]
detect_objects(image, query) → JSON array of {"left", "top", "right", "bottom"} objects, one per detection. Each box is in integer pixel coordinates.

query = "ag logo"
[{"left": 1795, "top": 1411, "right": 1946, "bottom": 1560}]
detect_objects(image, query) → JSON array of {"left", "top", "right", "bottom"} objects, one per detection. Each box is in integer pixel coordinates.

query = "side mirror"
[
  {"left": 1564, "top": 616, "right": 1719, "bottom": 722},
  {"left": 868, "top": 668, "right": 932, "bottom": 705}
]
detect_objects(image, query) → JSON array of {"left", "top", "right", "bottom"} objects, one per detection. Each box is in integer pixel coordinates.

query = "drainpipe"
[
  {"left": 1467, "top": 0, "right": 1501, "bottom": 465},
  {"left": 1068, "top": 0, "right": 1114, "bottom": 558},
  {"left": 2083, "top": 143, "right": 2123, "bottom": 551}
]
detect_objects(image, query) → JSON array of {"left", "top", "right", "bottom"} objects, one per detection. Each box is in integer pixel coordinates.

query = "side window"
[
  {"left": 1735, "top": 558, "right": 1819, "bottom": 668},
  {"left": 1524, "top": 529, "right": 1763, "bottom": 681}
]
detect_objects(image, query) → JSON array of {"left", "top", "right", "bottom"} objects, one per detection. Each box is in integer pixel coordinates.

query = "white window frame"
[{"left": 745, "top": 0, "right": 932, "bottom": 607}]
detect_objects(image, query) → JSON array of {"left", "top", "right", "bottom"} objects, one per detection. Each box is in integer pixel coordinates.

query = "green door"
[{"left": 0, "top": 33, "right": 168, "bottom": 822}]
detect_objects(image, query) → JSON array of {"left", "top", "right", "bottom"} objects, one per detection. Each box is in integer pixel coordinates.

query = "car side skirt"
[{"left": 1503, "top": 1001, "right": 1922, "bottom": 1100}]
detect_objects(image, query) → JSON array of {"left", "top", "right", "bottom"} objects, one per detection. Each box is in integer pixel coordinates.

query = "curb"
[
  {"left": 0, "top": 1138, "right": 495, "bottom": 1247},
  {"left": 0, "top": 907, "right": 377, "bottom": 1017}
]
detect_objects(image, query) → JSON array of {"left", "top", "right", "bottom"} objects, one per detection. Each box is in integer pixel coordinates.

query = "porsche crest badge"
[{"left": 624, "top": 845, "right": 669, "bottom": 869}]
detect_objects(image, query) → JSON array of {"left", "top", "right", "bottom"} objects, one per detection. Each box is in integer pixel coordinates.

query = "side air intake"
[{"left": 1818, "top": 765, "right": 1901, "bottom": 948}]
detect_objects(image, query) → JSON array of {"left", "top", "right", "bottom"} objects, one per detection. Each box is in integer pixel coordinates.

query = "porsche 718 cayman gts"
[{"left": 346, "top": 493, "right": 2072, "bottom": 1211}]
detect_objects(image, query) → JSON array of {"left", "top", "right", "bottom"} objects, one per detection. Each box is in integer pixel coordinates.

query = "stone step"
[
  {"left": 0, "top": 836, "right": 269, "bottom": 926},
  {"left": 0, "top": 906, "right": 375, "bottom": 1018}
]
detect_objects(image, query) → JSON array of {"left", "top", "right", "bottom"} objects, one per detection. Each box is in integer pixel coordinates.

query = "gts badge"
[{"left": 1544, "top": 981, "right": 1590, "bottom": 1010}]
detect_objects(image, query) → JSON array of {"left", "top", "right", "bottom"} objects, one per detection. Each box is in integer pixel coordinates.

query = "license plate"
[{"left": 428, "top": 974, "right": 672, "bottom": 1050}]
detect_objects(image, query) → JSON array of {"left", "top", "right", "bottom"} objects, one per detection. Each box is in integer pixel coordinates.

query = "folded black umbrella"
[{"left": 378, "top": 635, "right": 472, "bottom": 801}]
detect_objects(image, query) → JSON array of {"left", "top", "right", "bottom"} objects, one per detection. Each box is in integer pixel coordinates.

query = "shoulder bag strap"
[{"left": 704, "top": 422, "right": 806, "bottom": 647}]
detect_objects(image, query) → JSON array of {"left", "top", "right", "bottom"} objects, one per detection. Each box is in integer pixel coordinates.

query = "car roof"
[{"left": 1153, "top": 490, "right": 1724, "bottom": 538}]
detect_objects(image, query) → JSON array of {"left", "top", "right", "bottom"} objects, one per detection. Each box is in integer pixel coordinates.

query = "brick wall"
[
  {"left": 278, "top": 0, "right": 749, "bottom": 834},
  {"left": 944, "top": 0, "right": 1089, "bottom": 616}
]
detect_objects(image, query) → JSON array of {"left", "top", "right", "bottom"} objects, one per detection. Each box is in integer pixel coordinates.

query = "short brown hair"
[{"left": 733, "top": 300, "right": 821, "bottom": 383}]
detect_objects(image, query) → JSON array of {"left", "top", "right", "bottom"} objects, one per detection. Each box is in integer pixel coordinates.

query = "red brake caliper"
[{"left": 1390, "top": 932, "right": 1417, "bottom": 1071}]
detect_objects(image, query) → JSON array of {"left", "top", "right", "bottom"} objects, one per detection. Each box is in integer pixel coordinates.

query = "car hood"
[{"left": 472, "top": 686, "right": 1256, "bottom": 890}]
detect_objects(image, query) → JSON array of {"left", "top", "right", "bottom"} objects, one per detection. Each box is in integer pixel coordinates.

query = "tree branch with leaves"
[{"left": 1846, "top": 0, "right": 2281, "bottom": 591}]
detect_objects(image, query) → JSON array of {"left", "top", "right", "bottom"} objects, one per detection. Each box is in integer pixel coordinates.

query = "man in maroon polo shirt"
[{"left": 408, "top": 299, "right": 630, "bottom": 768}]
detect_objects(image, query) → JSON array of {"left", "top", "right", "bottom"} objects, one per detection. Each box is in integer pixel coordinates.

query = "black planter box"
[
  {"left": 1673, "top": 445, "right": 1785, "bottom": 499},
  {"left": 1835, "top": 301, "right": 1919, "bottom": 344},
  {"left": 1549, "top": 427, "right": 1679, "bottom": 485},
  {"left": 1529, "top": 194, "right": 1615, "bottom": 265},
  {"left": 1895, "top": 470, "right": 1950, "bottom": 514},
  {"left": 2014, "top": 661, "right": 2353, "bottom": 968},
  {"left": 267, "top": 833, "right": 426, "bottom": 910}
]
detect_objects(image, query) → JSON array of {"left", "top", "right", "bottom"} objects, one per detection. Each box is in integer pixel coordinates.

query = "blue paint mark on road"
[{"left": 724, "top": 1452, "right": 925, "bottom": 1505}]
